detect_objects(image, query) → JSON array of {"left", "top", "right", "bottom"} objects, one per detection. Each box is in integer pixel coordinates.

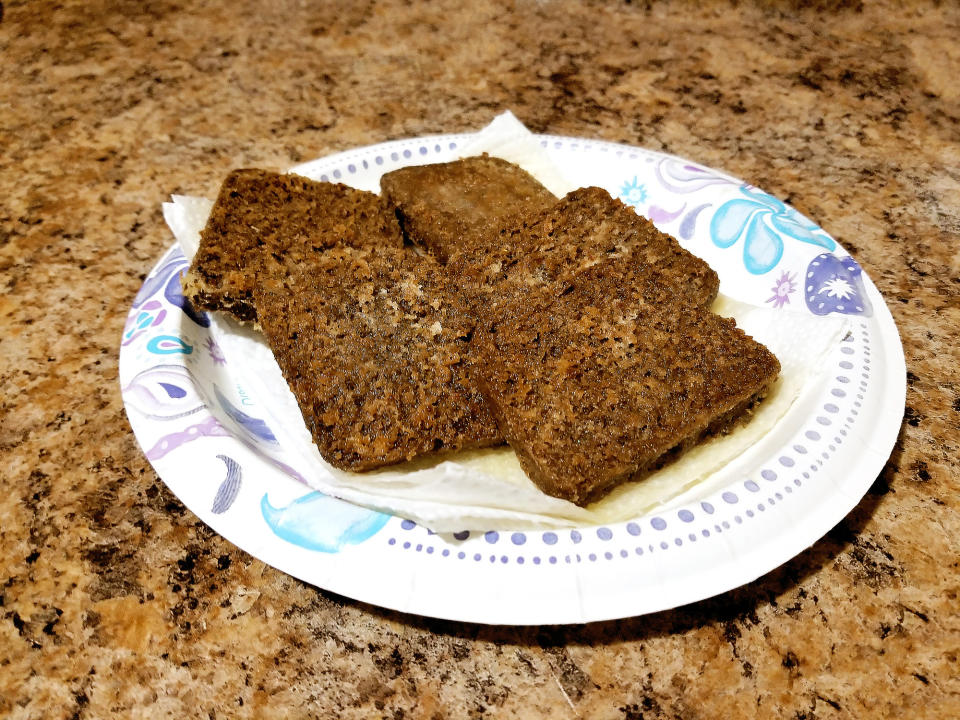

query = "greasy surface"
[
  {"left": 2, "top": 1, "right": 959, "bottom": 718},
  {"left": 253, "top": 246, "right": 502, "bottom": 471},
  {"left": 380, "top": 154, "right": 556, "bottom": 262},
  {"left": 450, "top": 186, "right": 720, "bottom": 321},
  {"left": 473, "top": 275, "right": 780, "bottom": 505},
  {"left": 183, "top": 168, "right": 402, "bottom": 322}
]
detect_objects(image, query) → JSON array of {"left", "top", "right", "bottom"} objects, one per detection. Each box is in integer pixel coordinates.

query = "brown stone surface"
[{"left": 1, "top": 1, "right": 958, "bottom": 718}]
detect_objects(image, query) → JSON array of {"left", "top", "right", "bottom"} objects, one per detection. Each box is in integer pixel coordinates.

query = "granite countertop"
[{"left": 2, "top": 0, "right": 958, "bottom": 717}]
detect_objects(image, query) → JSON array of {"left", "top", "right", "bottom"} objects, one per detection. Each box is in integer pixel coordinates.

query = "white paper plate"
[{"left": 120, "top": 134, "right": 905, "bottom": 625}]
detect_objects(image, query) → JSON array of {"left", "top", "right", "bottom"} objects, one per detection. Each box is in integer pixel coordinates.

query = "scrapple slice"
[
  {"left": 471, "top": 278, "right": 781, "bottom": 506},
  {"left": 252, "top": 246, "right": 502, "bottom": 472},
  {"left": 182, "top": 168, "right": 402, "bottom": 323},
  {"left": 447, "top": 186, "right": 720, "bottom": 322},
  {"left": 379, "top": 154, "right": 557, "bottom": 262}
]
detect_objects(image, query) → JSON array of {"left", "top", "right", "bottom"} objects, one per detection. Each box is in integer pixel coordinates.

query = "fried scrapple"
[
  {"left": 379, "top": 154, "right": 557, "bottom": 262},
  {"left": 471, "top": 275, "right": 781, "bottom": 506},
  {"left": 252, "top": 246, "right": 503, "bottom": 471},
  {"left": 447, "top": 186, "right": 720, "bottom": 321},
  {"left": 182, "top": 169, "right": 402, "bottom": 323}
]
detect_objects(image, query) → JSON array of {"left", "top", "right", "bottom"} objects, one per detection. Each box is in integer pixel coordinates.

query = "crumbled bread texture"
[
  {"left": 181, "top": 169, "right": 402, "bottom": 322},
  {"left": 447, "top": 186, "right": 720, "bottom": 321},
  {"left": 252, "top": 246, "right": 503, "bottom": 471},
  {"left": 379, "top": 154, "right": 557, "bottom": 263},
  {"left": 471, "top": 279, "right": 781, "bottom": 506}
]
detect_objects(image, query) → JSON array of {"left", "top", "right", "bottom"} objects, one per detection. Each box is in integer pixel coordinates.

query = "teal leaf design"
[
  {"left": 769, "top": 212, "right": 836, "bottom": 251},
  {"left": 743, "top": 215, "right": 784, "bottom": 274},
  {"left": 711, "top": 186, "right": 836, "bottom": 274},
  {"left": 146, "top": 335, "right": 193, "bottom": 355},
  {"left": 710, "top": 199, "right": 762, "bottom": 249},
  {"left": 742, "top": 186, "right": 786, "bottom": 212},
  {"left": 261, "top": 492, "right": 389, "bottom": 553}
]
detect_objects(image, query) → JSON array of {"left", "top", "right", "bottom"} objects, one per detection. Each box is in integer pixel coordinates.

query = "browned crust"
[
  {"left": 578, "top": 388, "right": 772, "bottom": 506},
  {"left": 181, "top": 168, "right": 403, "bottom": 323},
  {"left": 470, "top": 272, "right": 780, "bottom": 506},
  {"left": 447, "top": 186, "right": 720, "bottom": 325},
  {"left": 252, "top": 246, "right": 503, "bottom": 471},
  {"left": 379, "top": 154, "right": 556, "bottom": 263}
]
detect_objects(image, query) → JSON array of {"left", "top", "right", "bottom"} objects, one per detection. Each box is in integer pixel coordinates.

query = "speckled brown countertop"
[{"left": 2, "top": 1, "right": 959, "bottom": 717}]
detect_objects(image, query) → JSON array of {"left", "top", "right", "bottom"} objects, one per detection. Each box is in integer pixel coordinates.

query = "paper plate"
[{"left": 120, "top": 134, "right": 905, "bottom": 625}]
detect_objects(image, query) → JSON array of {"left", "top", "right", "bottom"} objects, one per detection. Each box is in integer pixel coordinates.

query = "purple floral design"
[
  {"left": 766, "top": 270, "right": 797, "bottom": 309},
  {"left": 132, "top": 248, "right": 208, "bottom": 327},
  {"left": 205, "top": 337, "right": 226, "bottom": 365},
  {"left": 211, "top": 454, "right": 242, "bottom": 514},
  {"left": 145, "top": 415, "right": 232, "bottom": 460},
  {"left": 123, "top": 301, "right": 167, "bottom": 346},
  {"left": 654, "top": 159, "right": 736, "bottom": 194},
  {"left": 804, "top": 253, "right": 873, "bottom": 316},
  {"left": 646, "top": 202, "right": 713, "bottom": 242},
  {"left": 133, "top": 254, "right": 182, "bottom": 308},
  {"left": 643, "top": 159, "right": 732, "bottom": 241},
  {"left": 164, "top": 268, "right": 209, "bottom": 328},
  {"left": 648, "top": 202, "right": 686, "bottom": 224},
  {"left": 123, "top": 364, "right": 205, "bottom": 420},
  {"left": 213, "top": 385, "right": 277, "bottom": 444},
  {"left": 677, "top": 203, "right": 712, "bottom": 241},
  {"left": 144, "top": 411, "right": 307, "bottom": 486}
]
